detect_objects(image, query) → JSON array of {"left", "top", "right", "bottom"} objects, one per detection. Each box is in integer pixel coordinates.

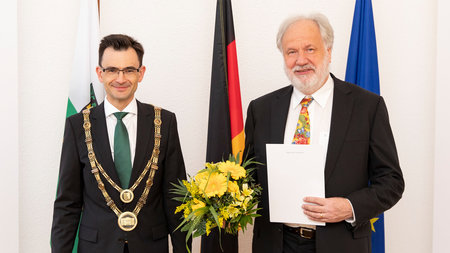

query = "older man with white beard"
[{"left": 244, "top": 13, "right": 404, "bottom": 253}]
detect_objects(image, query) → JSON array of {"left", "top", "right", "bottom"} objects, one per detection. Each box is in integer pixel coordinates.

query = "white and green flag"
[
  {"left": 62, "top": 1, "right": 102, "bottom": 252},
  {"left": 67, "top": 0, "right": 103, "bottom": 117}
]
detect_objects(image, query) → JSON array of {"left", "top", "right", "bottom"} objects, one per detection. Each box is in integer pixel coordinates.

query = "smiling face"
[
  {"left": 96, "top": 47, "right": 146, "bottom": 110},
  {"left": 282, "top": 19, "right": 331, "bottom": 95}
]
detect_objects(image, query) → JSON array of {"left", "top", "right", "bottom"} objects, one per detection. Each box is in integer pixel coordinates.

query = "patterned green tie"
[{"left": 113, "top": 112, "right": 132, "bottom": 188}]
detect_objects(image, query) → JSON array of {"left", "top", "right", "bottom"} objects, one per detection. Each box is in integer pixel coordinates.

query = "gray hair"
[{"left": 276, "top": 13, "right": 334, "bottom": 52}]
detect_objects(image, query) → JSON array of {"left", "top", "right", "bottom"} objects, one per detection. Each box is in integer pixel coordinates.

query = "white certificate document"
[{"left": 266, "top": 144, "right": 325, "bottom": 226}]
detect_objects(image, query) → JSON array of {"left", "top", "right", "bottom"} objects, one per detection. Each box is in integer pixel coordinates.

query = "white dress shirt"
[
  {"left": 283, "top": 75, "right": 356, "bottom": 228},
  {"left": 104, "top": 97, "right": 138, "bottom": 166},
  {"left": 283, "top": 76, "right": 334, "bottom": 148}
]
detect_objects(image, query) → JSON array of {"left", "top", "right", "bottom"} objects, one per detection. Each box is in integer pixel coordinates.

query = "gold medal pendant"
[
  {"left": 118, "top": 211, "right": 138, "bottom": 231},
  {"left": 120, "top": 189, "right": 134, "bottom": 203}
]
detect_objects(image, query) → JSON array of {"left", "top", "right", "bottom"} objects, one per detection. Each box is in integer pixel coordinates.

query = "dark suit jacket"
[
  {"left": 51, "top": 101, "right": 190, "bottom": 253},
  {"left": 245, "top": 74, "right": 404, "bottom": 253}
]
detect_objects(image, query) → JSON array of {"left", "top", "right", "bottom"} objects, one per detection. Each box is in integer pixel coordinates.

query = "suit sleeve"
[
  {"left": 244, "top": 100, "right": 258, "bottom": 184},
  {"left": 162, "top": 113, "right": 191, "bottom": 253},
  {"left": 244, "top": 101, "right": 255, "bottom": 159},
  {"left": 51, "top": 117, "right": 83, "bottom": 253},
  {"left": 347, "top": 97, "right": 405, "bottom": 227}
]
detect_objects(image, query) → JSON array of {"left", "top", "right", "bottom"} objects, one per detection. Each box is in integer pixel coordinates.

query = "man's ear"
[
  {"left": 327, "top": 48, "right": 332, "bottom": 63},
  {"left": 96, "top": 66, "right": 104, "bottom": 83},
  {"left": 138, "top": 66, "right": 146, "bottom": 82}
]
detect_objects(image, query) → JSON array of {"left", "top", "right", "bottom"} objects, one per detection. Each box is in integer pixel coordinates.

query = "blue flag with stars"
[{"left": 345, "top": 0, "right": 385, "bottom": 252}]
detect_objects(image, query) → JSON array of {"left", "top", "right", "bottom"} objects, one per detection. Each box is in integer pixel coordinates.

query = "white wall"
[
  {"left": 433, "top": 0, "right": 450, "bottom": 252},
  {"left": 373, "top": 0, "right": 436, "bottom": 252},
  {"left": 16, "top": 0, "right": 440, "bottom": 252},
  {"left": 18, "top": 0, "right": 79, "bottom": 252},
  {"left": 1, "top": 0, "right": 19, "bottom": 252}
]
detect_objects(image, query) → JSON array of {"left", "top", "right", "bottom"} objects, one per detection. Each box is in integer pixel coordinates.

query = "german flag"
[
  {"left": 205, "top": 0, "right": 244, "bottom": 162},
  {"left": 201, "top": 0, "right": 243, "bottom": 252}
]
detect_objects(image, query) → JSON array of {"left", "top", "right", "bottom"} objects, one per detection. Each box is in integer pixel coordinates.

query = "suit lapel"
[
  {"left": 130, "top": 100, "right": 154, "bottom": 184},
  {"left": 90, "top": 103, "right": 122, "bottom": 184},
  {"left": 324, "top": 76, "right": 354, "bottom": 183},
  {"left": 270, "top": 86, "right": 293, "bottom": 144}
]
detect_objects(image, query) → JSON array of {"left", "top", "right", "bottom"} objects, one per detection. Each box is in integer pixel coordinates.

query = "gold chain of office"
[{"left": 82, "top": 107, "right": 162, "bottom": 231}]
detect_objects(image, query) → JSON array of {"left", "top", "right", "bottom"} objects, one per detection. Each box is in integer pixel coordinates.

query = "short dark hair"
[{"left": 98, "top": 34, "right": 144, "bottom": 67}]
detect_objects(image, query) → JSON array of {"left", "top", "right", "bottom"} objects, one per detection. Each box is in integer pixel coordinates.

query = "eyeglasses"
[{"left": 101, "top": 66, "right": 140, "bottom": 78}]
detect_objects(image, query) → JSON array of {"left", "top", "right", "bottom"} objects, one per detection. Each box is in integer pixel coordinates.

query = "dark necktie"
[{"left": 113, "top": 112, "right": 132, "bottom": 188}]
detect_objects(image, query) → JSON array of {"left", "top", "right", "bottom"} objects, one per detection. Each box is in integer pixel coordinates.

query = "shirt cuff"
[{"left": 345, "top": 198, "right": 356, "bottom": 226}]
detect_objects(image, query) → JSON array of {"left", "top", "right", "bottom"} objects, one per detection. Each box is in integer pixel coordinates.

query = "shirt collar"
[
  {"left": 104, "top": 96, "right": 138, "bottom": 117},
  {"left": 290, "top": 74, "right": 334, "bottom": 109}
]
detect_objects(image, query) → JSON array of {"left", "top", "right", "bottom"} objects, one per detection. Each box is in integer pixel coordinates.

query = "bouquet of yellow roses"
[{"left": 171, "top": 155, "right": 261, "bottom": 251}]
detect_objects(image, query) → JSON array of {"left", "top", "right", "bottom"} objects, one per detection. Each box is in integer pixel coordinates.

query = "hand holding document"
[{"left": 266, "top": 144, "right": 326, "bottom": 226}]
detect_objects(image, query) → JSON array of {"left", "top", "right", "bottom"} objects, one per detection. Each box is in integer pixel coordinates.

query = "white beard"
[{"left": 285, "top": 54, "right": 330, "bottom": 95}]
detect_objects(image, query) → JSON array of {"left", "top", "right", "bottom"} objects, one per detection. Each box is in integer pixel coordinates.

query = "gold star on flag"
[{"left": 370, "top": 217, "right": 379, "bottom": 232}]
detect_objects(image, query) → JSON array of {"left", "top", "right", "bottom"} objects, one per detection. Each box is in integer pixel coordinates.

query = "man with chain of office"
[{"left": 51, "top": 34, "right": 190, "bottom": 253}]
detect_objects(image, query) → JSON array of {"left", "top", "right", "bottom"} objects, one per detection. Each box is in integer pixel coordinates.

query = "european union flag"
[{"left": 345, "top": 0, "right": 385, "bottom": 252}]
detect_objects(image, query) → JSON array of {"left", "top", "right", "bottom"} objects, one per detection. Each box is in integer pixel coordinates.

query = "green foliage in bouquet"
[{"left": 170, "top": 154, "right": 262, "bottom": 252}]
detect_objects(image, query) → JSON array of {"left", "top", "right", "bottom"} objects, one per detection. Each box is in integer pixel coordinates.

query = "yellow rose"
[{"left": 227, "top": 181, "right": 239, "bottom": 193}]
